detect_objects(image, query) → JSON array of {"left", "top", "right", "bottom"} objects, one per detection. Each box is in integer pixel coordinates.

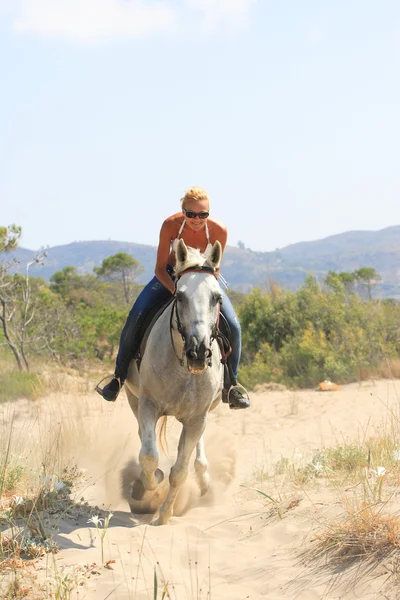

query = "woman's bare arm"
[
  {"left": 214, "top": 223, "right": 228, "bottom": 277},
  {"left": 155, "top": 221, "right": 176, "bottom": 294}
]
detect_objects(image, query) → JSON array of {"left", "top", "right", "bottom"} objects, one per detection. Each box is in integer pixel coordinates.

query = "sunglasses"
[{"left": 183, "top": 208, "right": 210, "bottom": 220}]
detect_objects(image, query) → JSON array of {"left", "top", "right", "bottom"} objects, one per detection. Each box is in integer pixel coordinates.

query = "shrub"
[{"left": 238, "top": 278, "right": 400, "bottom": 389}]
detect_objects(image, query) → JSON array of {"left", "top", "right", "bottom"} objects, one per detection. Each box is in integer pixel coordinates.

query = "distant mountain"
[{"left": 6, "top": 225, "right": 400, "bottom": 298}]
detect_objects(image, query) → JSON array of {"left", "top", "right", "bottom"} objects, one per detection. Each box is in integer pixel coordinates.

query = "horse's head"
[{"left": 174, "top": 240, "right": 222, "bottom": 374}]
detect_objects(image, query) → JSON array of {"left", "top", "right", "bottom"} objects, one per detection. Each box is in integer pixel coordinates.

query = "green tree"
[
  {"left": 0, "top": 226, "right": 47, "bottom": 371},
  {"left": 339, "top": 271, "right": 357, "bottom": 294},
  {"left": 0, "top": 224, "right": 21, "bottom": 253},
  {"left": 94, "top": 252, "right": 143, "bottom": 304},
  {"left": 50, "top": 267, "right": 89, "bottom": 298},
  {"left": 355, "top": 267, "right": 381, "bottom": 300},
  {"left": 0, "top": 225, "right": 24, "bottom": 369},
  {"left": 239, "top": 286, "right": 298, "bottom": 357},
  {"left": 238, "top": 270, "right": 400, "bottom": 390},
  {"left": 324, "top": 270, "right": 356, "bottom": 297}
]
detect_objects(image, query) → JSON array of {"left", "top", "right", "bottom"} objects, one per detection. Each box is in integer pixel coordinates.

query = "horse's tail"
[{"left": 157, "top": 416, "right": 169, "bottom": 456}]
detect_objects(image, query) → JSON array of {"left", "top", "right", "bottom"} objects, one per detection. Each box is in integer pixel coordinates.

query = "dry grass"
[
  {"left": 0, "top": 453, "right": 95, "bottom": 599},
  {"left": 0, "top": 376, "right": 102, "bottom": 599},
  {"left": 0, "top": 369, "right": 169, "bottom": 599},
  {"left": 305, "top": 499, "right": 400, "bottom": 572},
  {"left": 293, "top": 498, "right": 400, "bottom": 599},
  {"left": 260, "top": 431, "right": 400, "bottom": 492},
  {"left": 289, "top": 385, "right": 400, "bottom": 596},
  {"left": 247, "top": 387, "right": 400, "bottom": 595},
  {"left": 0, "top": 348, "right": 106, "bottom": 402}
]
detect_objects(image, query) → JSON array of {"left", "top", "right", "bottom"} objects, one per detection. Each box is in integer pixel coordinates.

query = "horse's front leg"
[
  {"left": 154, "top": 416, "right": 206, "bottom": 526},
  {"left": 194, "top": 435, "right": 209, "bottom": 496},
  {"left": 138, "top": 396, "right": 164, "bottom": 491}
]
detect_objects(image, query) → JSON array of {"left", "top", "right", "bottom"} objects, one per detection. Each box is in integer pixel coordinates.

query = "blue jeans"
[{"left": 115, "top": 266, "right": 241, "bottom": 387}]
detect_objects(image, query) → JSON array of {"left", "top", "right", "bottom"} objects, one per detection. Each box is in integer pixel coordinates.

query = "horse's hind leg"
[
  {"left": 138, "top": 396, "right": 164, "bottom": 491},
  {"left": 194, "top": 435, "right": 209, "bottom": 496},
  {"left": 154, "top": 417, "right": 206, "bottom": 526}
]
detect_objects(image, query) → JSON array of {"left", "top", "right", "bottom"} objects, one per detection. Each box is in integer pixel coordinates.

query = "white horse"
[{"left": 124, "top": 239, "right": 224, "bottom": 525}]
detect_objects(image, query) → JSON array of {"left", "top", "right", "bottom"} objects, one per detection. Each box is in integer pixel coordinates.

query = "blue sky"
[{"left": 1, "top": 0, "right": 400, "bottom": 252}]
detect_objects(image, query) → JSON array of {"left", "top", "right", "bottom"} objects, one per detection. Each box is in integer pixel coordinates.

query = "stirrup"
[
  {"left": 223, "top": 382, "right": 250, "bottom": 405},
  {"left": 235, "top": 381, "right": 249, "bottom": 399},
  {"left": 94, "top": 374, "right": 122, "bottom": 402}
]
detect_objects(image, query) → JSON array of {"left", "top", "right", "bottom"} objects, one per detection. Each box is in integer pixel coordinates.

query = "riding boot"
[
  {"left": 101, "top": 377, "right": 122, "bottom": 402},
  {"left": 221, "top": 364, "right": 250, "bottom": 410},
  {"left": 222, "top": 387, "right": 250, "bottom": 410},
  {"left": 99, "top": 328, "right": 142, "bottom": 402}
]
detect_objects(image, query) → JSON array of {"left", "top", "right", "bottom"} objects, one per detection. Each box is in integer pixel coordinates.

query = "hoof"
[
  {"left": 129, "top": 481, "right": 159, "bottom": 514},
  {"left": 129, "top": 473, "right": 169, "bottom": 515},
  {"left": 155, "top": 468, "right": 164, "bottom": 485},
  {"left": 140, "top": 468, "right": 164, "bottom": 491},
  {"left": 131, "top": 479, "right": 148, "bottom": 502}
]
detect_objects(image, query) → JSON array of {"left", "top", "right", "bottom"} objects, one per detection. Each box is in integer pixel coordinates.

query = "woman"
[{"left": 100, "top": 187, "right": 249, "bottom": 409}]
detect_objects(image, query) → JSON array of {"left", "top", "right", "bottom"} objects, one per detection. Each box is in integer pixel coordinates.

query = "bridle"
[{"left": 169, "top": 265, "right": 221, "bottom": 369}]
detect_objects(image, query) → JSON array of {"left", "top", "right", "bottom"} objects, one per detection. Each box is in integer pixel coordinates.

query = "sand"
[{"left": 2, "top": 378, "right": 400, "bottom": 599}]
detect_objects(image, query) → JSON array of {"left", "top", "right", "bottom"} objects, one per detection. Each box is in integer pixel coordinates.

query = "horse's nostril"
[
  {"left": 205, "top": 348, "right": 212, "bottom": 359},
  {"left": 187, "top": 349, "right": 197, "bottom": 360}
]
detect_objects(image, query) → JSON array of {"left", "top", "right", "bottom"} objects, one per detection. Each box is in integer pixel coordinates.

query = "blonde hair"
[{"left": 181, "top": 187, "right": 210, "bottom": 208}]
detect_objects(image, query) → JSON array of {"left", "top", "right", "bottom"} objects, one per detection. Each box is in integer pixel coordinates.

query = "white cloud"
[
  {"left": 0, "top": 0, "right": 258, "bottom": 41},
  {"left": 0, "top": 0, "right": 176, "bottom": 42},
  {"left": 188, "top": 0, "right": 257, "bottom": 31}
]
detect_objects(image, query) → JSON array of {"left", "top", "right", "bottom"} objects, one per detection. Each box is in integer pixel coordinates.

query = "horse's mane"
[{"left": 174, "top": 246, "right": 207, "bottom": 277}]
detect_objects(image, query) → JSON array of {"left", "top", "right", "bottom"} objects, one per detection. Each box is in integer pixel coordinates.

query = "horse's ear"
[
  {"left": 208, "top": 241, "right": 222, "bottom": 270},
  {"left": 176, "top": 239, "right": 188, "bottom": 265}
]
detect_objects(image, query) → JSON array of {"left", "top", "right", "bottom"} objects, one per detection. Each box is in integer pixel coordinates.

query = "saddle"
[{"left": 136, "top": 297, "right": 174, "bottom": 370}]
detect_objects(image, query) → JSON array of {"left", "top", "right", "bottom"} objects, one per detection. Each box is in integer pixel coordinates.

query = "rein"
[
  {"left": 169, "top": 265, "right": 220, "bottom": 368},
  {"left": 175, "top": 265, "right": 218, "bottom": 280}
]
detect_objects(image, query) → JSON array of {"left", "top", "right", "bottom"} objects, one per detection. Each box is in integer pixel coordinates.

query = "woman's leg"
[
  {"left": 115, "top": 276, "right": 173, "bottom": 382},
  {"left": 220, "top": 290, "right": 249, "bottom": 409},
  {"left": 220, "top": 290, "right": 241, "bottom": 384},
  {"left": 100, "top": 270, "right": 173, "bottom": 401}
]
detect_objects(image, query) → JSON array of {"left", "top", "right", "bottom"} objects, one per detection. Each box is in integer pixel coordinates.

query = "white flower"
[
  {"left": 372, "top": 466, "right": 387, "bottom": 478},
  {"left": 313, "top": 462, "right": 324, "bottom": 473},
  {"left": 88, "top": 515, "right": 103, "bottom": 527},
  {"left": 294, "top": 448, "right": 303, "bottom": 459},
  {"left": 12, "top": 495, "right": 25, "bottom": 506},
  {"left": 42, "top": 476, "right": 53, "bottom": 485},
  {"left": 54, "top": 481, "right": 65, "bottom": 491}
]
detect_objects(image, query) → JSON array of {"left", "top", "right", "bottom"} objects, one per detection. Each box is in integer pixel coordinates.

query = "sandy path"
[{"left": 3, "top": 378, "right": 399, "bottom": 599}]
